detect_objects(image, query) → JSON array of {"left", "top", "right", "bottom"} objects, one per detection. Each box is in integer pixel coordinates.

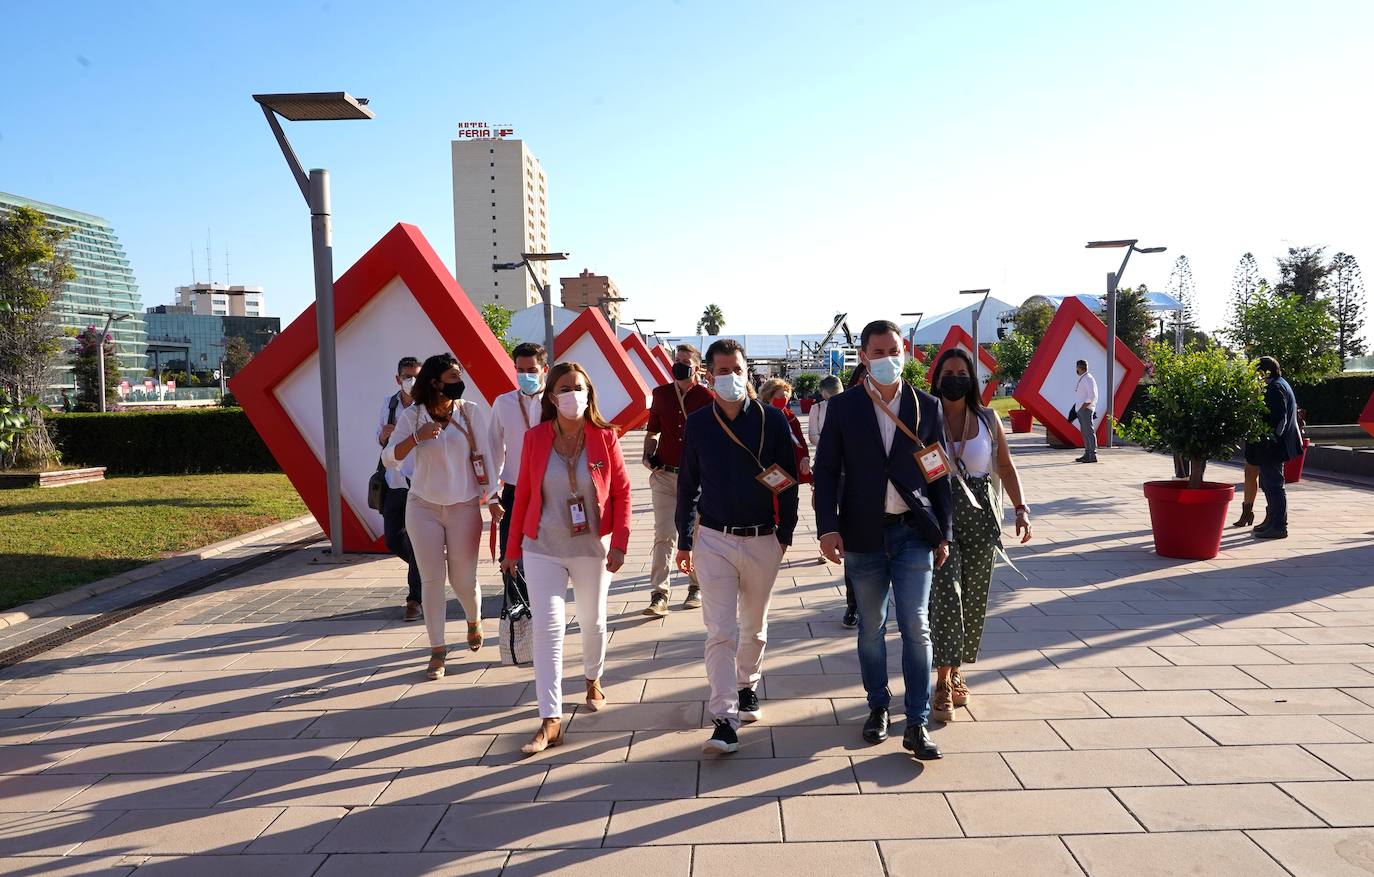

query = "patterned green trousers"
[{"left": 930, "top": 474, "right": 1000, "bottom": 667}]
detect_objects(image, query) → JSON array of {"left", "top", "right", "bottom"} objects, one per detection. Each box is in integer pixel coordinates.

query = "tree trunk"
[{"left": 1188, "top": 457, "right": 1207, "bottom": 489}]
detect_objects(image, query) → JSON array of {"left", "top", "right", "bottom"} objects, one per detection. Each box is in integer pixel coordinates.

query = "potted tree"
[
  {"left": 1118, "top": 343, "right": 1268, "bottom": 560},
  {"left": 992, "top": 331, "right": 1035, "bottom": 432},
  {"left": 792, "top": 372, "right": 820, "bottom": 413}
]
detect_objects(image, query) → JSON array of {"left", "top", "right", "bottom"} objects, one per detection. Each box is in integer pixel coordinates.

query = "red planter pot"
[
  {"left": 1009, "top": 408, "right": 1033, "bottom": 433},
  {"left": 1283, "top": 437, "right": 1312, "bottom": 484},
  {"left": 799, "top": 398, "right": 814, "bottom": 414},
  {"left": 1142, "top": 480, "right": 1235, "bottom": 560}
]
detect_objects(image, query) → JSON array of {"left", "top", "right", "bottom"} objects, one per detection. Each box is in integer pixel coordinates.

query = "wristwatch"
[{"left": 1014, "top": 504, "right": 1030, "bottom": 515}]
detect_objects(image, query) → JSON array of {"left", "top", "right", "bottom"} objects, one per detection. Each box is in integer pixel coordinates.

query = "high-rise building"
[
  {"left": 175, "top": 282, "right": 267, "bottom": 317},
  {"left": 143, "top": 306, "right": 280, "bottom": 377},
  {"left": 451, "top": 137, "right": 548, "bottom": 309},
  {"left": 560, "top": 269, "right": 623, "bottom": 323},
  {"left": 0, "top": 191, "right": 146, "bottom": 392}
]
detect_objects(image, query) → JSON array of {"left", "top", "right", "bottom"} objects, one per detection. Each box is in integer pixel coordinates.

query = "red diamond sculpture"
[
  {"left": 1360, "top": 389, "right": 1374, "bottom": 439},
  {"left": 622, "top": 331, "right": 672, "bottom": 390},
  {"left": 925, "top": 325, "right": 1001, "bottom": 404},
  {"left": 553, "top": 307, "right": 651, "bottom": 432},
  {"left": 230, "top": 223, "right": 516, "bottom": 553},
  {"left": 1013, "top": 295, "right": 1145, "bottom": 448},
  {"left": 651, "top": 343, "right": 673, "bottom": 373}
]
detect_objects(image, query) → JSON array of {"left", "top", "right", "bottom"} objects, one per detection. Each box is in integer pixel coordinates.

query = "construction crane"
[{"left": 792, "top": 313, "right": 856, "bottom": 375}]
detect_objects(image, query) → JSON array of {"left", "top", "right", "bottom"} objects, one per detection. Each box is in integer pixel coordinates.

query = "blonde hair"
[{"left": 758, "top": 378, "right": 792, "bottom": 404}]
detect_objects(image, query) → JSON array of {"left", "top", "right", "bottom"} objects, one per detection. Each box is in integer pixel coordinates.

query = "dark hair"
[
  {"left": 846, "top": 362, "right": 868, "bottom": 389},
  {"left": 396, "top": 356, "right": 420, "bottom": 375},
  {"left": 540, "top": 361, "right": 613, "bottom": 429},
  {"left": 412, "top": 353, "right": 460, "bottom": 409},
  {"left": 512, "top": 342, "right": 546, "bottom": 366},
  {"left": 1075, "top": 359, "right": 1088, "bottom": 371},
  {"left": 933, "top": 348, "right": 983, "bottom": 410},
  {"left": 705, "top": 338, "right": 745, "bottom": 370},
  {"left": 860, "top": 319, "right": 901, "bottom": 352},
  {"left": 1257, "top": 355, "right": 1282, "bottom": 377},
  {"left": 675, "top": 343, "right": 701, "bottom": 364}
]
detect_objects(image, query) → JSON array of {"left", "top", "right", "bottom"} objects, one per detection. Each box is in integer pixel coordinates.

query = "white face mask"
[
  {"left": 713, "top": 373, "right": 747, "bottom": 402},
  {"left": 556, "top": 389, "right": 588, "bottom": 419},
  {"left": 400, "top": 376, "right": 416, "bottom": 394}
]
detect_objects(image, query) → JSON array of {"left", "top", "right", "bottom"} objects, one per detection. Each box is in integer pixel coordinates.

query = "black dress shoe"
[
  {"left": 1255, "top": 526, "right": 1288, "bottom": 539},
  {"left": 862, "top": 708, "right": 889, "bottom": 744},
  {"left": 841, "top": 608, "right": 858, "bottom": 629},
  {"left": 903, "top": 724, "right": 942, "bottom": 760}
]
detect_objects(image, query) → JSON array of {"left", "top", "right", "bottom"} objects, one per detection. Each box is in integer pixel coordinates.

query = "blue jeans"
[
  {"left": 846, "top": 522, "right": 934, "bottom": 726},
  {"left": 1258, "top": 460, "right": 1287, "bottom": 528}
]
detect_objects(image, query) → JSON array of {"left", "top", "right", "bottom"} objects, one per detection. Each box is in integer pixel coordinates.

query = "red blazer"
[{"left": 507, "top": 420, "right": 632, "bottom": 561}]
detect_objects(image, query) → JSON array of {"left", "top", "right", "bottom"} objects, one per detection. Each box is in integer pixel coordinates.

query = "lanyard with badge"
[
  {"left": 863, "top": 378, "right": 951, "bottom": 484},
  {"left": 940, "top": 406, "right": 987, "bottom": 509},
  {"left": 518, "top": 393, "right": 534, "bottom": 431},
  {"left": 451, "top": 403, "right": 490, "bottom": 487},
  {"left": 712, "top": 403, "right": 797, "bottom": 494},
  {"left": 555, "top": 421, "right": 591, "bottom": 536}
]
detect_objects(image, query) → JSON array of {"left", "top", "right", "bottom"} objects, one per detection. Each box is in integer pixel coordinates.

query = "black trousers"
[
  {"left": 498, "top": 482, "right": 529, "bottom": 603},
  {"left": 1258, "top": 460, "right": 1288, "bottom": 528},
  {"left": 382, "top": 485, "right": 421, "bottom": 603}
]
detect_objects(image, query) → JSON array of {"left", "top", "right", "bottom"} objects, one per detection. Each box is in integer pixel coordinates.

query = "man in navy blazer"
[
  {"left": 1252, "top": 355, "right": 1302, "bottom": 540},
  {"left": 813, "top": 320, "right": 954, "bottom": 759}
]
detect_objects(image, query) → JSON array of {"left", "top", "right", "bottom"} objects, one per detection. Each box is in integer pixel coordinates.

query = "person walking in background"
[
  {"left": 503, "top": 362, "right": 631, "bottom": 755},
  {"left": 1251, "top": 355, "right": 1301, "bottom": 540},
  {"left": 927, "top": 349, "right": 1033, "bottom": 723},
  {"left": 830, "top": 366, "right": 869, "bottom": 629},
  {"left": 758, "top": 378, "right": 812, "bottom": 485},
  {"left": 489, "top": 342, "right": 547, "bottom": 607},
  {"left": 807, "top": 375, "right": 843, "bottom": 449},
  {"left": 641, "top": 343, "right": 712, "bottom": 616},
  {"left": 377, "top": 356, "right": 423, "bottom": 621},
  {"left": 1072, "top": 359, "right": 1099, "bottom": 463},
  {"left": 676, "top": 339, "right": 799, "bottom": 755},
  {"left": 384, "top": 353, "right": 502, "bottom": 680},
  {"left": 814, "top": 320, "right": 951, "bottom": 760}
]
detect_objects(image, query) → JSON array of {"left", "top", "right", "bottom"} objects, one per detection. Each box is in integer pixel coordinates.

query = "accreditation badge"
[
  {"left": 470, "top": 453, "right": 489, "bottom": 486},
  {"left": 756, "top": 463, "right": 797, "bottom": 495},
  {"left": 567, "top": 495, "right": 590, "bottom": 536},
  {"left": 914, "top": 443, "right": 951, "bottom": 483}
]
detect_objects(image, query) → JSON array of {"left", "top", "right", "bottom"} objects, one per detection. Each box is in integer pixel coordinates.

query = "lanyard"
[
  {"left": 673, "top": 383, "right": 690, "bottom": 422},
  {"left": 555, "top": 421, "right": 585, "bottom": 496},
  {"left": 863, "top": 379, "right": 921, "bottom": 446},
  {"left": 943, "top": 406, "right": 972, "bottom": 465},
  {"left": 712, "top": 402, "right": 767, "bottom": 472},
  {"left": 518, "top": 393, "right": 534, "bottom": 430},
  {"left": 452, "top": 403, "right": 478, "bottom": 453}
]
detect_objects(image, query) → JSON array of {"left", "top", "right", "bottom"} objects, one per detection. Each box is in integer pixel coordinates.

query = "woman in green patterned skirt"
[{"left": 928, "top": 349, "right": 1032, "bottom": 722}]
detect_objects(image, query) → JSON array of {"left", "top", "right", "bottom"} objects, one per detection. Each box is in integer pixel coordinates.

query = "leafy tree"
[
  {"left": 0, "top": 205, "right": 71, "bottom": 468},
  {"left": 1011, "top": 300, "right": 1054, "bottom": 346},
  {"left": 223, "top": 336, "right": 254, "bottom": 375},
  {"left": 1274, "top": 245, "right": 1331, "bottom": 304},
  {"left": 70, "top": 325, "right": 121, "bottom": 411},
  {"left": 480, "top": 303, "right": 516, "bottom": 356},
  {"left": 901, "top": 356, "right": 930, "bottom": 393},
  {"left": 1222, "top": 287, "right": 1341, "bottom": 384},
  {"left": 1104, "top": 285, "right": 1155, "bottom": 359},
  {"left": 1165, "top": 255, "right": 1199, "bottom": 342},
  {"left": 1230, "top": 252, "right": 1263, "bottom": 330},
  {"left": 697, "top": 304, "right": 725, "bottom": 335},
  {"left": 991, "top": 331, "right": 1035, "bottom": 383},
  {"left": 1328, "top": 253, "right": 1367, "bottom": 360},
  {"left": 791, "top": 372, "right": 821, "bottom": 398},
  {"left": 1118, "top": 343, "right": 1268, "bottom": 488}
]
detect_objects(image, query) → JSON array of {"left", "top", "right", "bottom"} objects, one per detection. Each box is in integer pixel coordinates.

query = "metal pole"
[
  {"left": 310, "top": 169, "right": 344, "bottom": 558},
  {"left": 1104, "top": 272, "right": 1117, "bottom": 450},
  {"left": 97, "top": 313, "right": 113, "bottom": 413}
]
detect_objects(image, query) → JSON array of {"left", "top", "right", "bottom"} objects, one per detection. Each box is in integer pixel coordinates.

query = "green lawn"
[
  {"left": 0, "top": 474, "right": 307, "bottom": 611},
  {"left": 989, "top": 396, "right": 1023, "bottom": 416}
]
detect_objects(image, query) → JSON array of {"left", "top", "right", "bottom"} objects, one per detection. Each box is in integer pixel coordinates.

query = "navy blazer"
[
  {"left": 1254, "top": 376, "right": 1302, "bottom": 464},
  {"left": 813, "top": 383, "right": 955, "bottom": 553}
]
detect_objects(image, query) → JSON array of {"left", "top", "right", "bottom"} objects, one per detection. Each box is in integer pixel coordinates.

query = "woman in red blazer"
[{"left": 501, "top": 362, "right": 631, "bottom": 755}]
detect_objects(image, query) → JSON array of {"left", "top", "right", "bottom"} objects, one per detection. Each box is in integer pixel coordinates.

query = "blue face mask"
[
  {"left": 713, "top": 373, "right": 747, "bottom": 402},
  {"left": 867, "top": 353, "right": 904, "bottom": 386},
  {"left": 516, "top": 372, "right": 543, "bottom": 395}
]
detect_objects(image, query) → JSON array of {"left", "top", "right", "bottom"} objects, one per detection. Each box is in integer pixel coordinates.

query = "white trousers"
[
  {"left": 405, "top": 495, "right": 482, "bottom": 648},
  {"left": 694, "top": 526, "right": 785, "bottom": 728},
  {"left": 524, "top": 550, "right": 612, "bottom": 719}
]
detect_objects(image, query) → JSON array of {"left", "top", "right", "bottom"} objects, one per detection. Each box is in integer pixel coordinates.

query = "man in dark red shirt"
[{"left": 642, "top": 343, "right": 713, "bottom": 616}]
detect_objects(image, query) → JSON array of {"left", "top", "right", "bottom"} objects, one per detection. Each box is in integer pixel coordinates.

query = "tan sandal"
[
  {"left": 425, "top": 647, "right": 447, "bottom": 681},
  {"left": 520, "top": 718, "right": 565, "bottom": 756},
  {"left": 467, "top": 621, "right": 483, "bottom": 653},
  {"left": 585, "top": 678, "right": 606, "bottom": 712}
]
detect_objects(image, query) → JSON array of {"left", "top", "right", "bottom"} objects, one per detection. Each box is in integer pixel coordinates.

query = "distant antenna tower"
[
  {"left": 225, "top": 248, "right": 230, "bottom": 287},
  {"left": 191, "top": 245, "right": 197, "bottom": 284},
  {"left": 206, "top": 229, "right": 213, "bottom": 285}
]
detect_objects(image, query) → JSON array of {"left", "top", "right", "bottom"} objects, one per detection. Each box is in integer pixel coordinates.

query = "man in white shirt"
[
  {"left": 377, "top": 356, "right": 422, "bottom": 620},
  {"left": 489, "top": 342, "right": 547, "bottom": 583},
  {"left": 1073, "top": 359, "right": 1099, "bottom": 463}
]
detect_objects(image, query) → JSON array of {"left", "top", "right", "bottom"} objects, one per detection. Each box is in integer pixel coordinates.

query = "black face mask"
[
  {"left": 671, "top": 362, "right": 693, "bottom": 381},
  {"left": 939, "top": 374, "right": 972, "bottom": 401},
  {"left": 440, "top": 380, "right": 466, "bottom": 400}
]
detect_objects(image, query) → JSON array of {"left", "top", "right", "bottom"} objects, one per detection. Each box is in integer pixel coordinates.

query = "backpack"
[{"left": 367, "top": 394, "right": 402, "bottom": 512}]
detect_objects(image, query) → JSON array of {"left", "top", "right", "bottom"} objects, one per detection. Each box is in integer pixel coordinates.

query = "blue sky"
[{"left": 4, "top": 0, "right": 1372, "bottom": 342}]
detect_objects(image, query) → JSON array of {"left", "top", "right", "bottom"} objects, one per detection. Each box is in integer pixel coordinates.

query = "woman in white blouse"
[{"left": 384, "top": 353, "right": 502, "bottom": 680}]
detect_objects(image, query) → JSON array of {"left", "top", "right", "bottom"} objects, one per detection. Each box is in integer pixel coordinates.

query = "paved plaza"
[{"left": 2, "top": 429, "right": 1374, "bottom": 875}]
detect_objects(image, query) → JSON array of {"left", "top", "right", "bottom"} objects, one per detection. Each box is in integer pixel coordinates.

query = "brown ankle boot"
[{"left": 1232, "top": 502, "right": 1254, "bottom": 528}]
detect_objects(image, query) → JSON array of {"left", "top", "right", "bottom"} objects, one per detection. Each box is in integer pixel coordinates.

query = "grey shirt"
[{"left": 524, "top": 447, "right": 607, "bottom": 559}]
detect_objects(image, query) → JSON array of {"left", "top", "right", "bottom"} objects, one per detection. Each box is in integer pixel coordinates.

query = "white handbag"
[{"left": 499, "top": 571, "right": 533, "bottom": 666}]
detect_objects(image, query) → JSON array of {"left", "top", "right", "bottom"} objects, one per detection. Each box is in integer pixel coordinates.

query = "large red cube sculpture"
[
  {"left": 1360, "top": 389, "right": 1374, "bottom": 439},
  {"left": 925, "top": 325, "right": 1000, "bottom": 404},
  {"left": 622, "top": 332, "right": 672, "bottom": 391},
  {"left": 553, "top": 308, "right": 651, "bottom": 432}
]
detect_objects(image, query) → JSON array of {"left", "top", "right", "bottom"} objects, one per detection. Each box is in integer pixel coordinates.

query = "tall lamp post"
[
  {"left": 1085, "top": 239, "right": 1166, "bottom": 449},
  {"left": 900, "top": 311, "right": 924, "bottom": 358},
  {"left": 493, "top": 252, "right": 569, "bottom": 357},
  {"left": 960, "top": 289, "right": 991, "bottom": 364},
  {"left": 78, "top": 310, "right": 130, "bottom": 413},
  {"left": 253, "top": 91, "right": 374, "bottom": 559},
  {"left": 629, "top": 317, "right": 656, "bottom": 342},
  {"left": 597, "top": 296, "right": 628, "bottom": 332}
]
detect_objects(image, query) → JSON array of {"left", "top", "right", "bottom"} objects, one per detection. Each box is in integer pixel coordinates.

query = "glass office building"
[
  {"left": 143, "top": 309, "right": 282, "bottom": 377},
  {"left": 0, "top": 192, "right": 146, "bottom": 393}
]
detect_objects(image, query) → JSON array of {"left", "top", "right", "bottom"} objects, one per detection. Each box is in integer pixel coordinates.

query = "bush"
[
  {"left": 792, "top": 372, "right": 821, "bottom": 399},
  {"left": 48, "top": 408, "right": 280, "bottom": 474},
  {"left": 1291, "top": 372, "right": 1374, "bottom": 425}
]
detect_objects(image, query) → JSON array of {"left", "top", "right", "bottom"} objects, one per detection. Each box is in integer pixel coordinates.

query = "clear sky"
[{"left": 4, "top": 0, "right": 1371, "bottom": 343}]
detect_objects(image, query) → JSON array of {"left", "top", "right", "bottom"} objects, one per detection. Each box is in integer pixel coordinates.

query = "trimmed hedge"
[
  {"left": 48, "top": 408, "right": 280, "bottom": 475},
  {"left": 1122, "top": 372, "right": 1374, "bottom": 428}
]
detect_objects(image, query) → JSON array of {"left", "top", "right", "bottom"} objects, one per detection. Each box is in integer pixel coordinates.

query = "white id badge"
[
  {"left": 470, "top": 454, "right": 489, "bottom": 486},
  {"left": 568, "top": 495, "right": 590, "bottom": 536}
]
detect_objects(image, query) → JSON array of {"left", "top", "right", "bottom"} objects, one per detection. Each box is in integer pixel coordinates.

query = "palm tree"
[{"left": 697, "top": 304, "right": 725, "bottom": 336}]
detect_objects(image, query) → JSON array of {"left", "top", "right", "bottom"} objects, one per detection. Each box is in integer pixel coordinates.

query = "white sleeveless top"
[{"left": 945, "top": 414, "right": 993, "bottom": 478}]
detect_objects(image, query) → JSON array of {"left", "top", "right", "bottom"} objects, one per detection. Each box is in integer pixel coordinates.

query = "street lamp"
[
  {"left": 1085, "top": 239, "right": 1166, "bottom": 449},
  {"left": 900, "top": 311, "right": 923, "bottom": 358},
  {"left": 77, "top": 310, "right": 130, "bottom": 413},
  {"left": 630, "top": 317, "right": 656, "bottom": 342},
  {"left": 493, "top": 251, "right": 569, "bottom": 357},
  {"left": 253, "top": 90, "right": 374, "bottom": 560},
  {"left": 596, "top": 296, "right": 628, "bottom": 332},
  {"left": 960, "top": 289, "right": 991, "bottom": 363}
]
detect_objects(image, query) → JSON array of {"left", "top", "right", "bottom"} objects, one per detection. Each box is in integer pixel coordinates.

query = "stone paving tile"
[
  {"left": 999, "top": 667, "right": 1140, "bottom": 693},
  {"left": 851, "top": 752, "right": 1022, "bottom": 792},
  {"left": 76, "top": 806, "right": 285, "bottom": 854},
  {"left": 881, "top": 837, "right": 1084, "bottom": 876},
  {"left": 626, "top": 727, "right": 773, "bottom": 761},
  {"left": 963, "top": 692, "right": 1108, "bottom": 721},
  {"left": 1114, "top": 783, "right": 1324, "bottom": 831},
  {"left": 1327, "top": 715, "right": 1374, "bottom": 742},
  {"left": 1216, "top": 687, "right": 1374, "bottom": 715},
  {"left": 605, "top": 796, "right": 781, "bottom": 846},
  {"left": 1306, "top": 742, "right": 1374, "bottom": 779},
  {"left": 1249, "top": 827, "right": 1374, "bottom": 876},
  {"left": 503, "top": 846, "right": 689, "bottom": 876},
  {"left": 1240, "top": 663, "right": 1374, "bottom": 687},
  {"left": 312, "top": 851, "right": 509, "bottom": 876},
  {"left": 1086, "top": 689, "right": 1243, "bottom": 717},
  {"left": 1279, "top": 780, "right": 1374, "bottom": 826},
  {"left": 0, "top": 773, "right": 101, "bottom": 811},
  {"left": 428, "top": 801, "right": 613, "bottom": 850},
  {"left": 374, "top": 764, "right": 548, "bottom": 805},
  {"left": 1155, "top": 744, "right": 1345, "bottom": 784},
  {"left": 539, "top": 761, "right": 698, "bottom": 802},
  {"left": 312, "top": 804, "right": 447, "bottom": 852},
  {"left": 57, "top": 770, "right": 249, "bottom": 810},
  {"left": 217, "top": 768, "right": 397, "bottom": 808},
  {"left": 1189, "top": 714, "right": 1364, "bottom": 744},
  {"left": 189, "top": 739, "right": 354, "bottom": 771},
  {"left": 1049, "top": 717, "right": 1216, "bottom": 749},
  {"left": 43, "top": 741, "right": 219, "bottom": 774},
  {"left": 1118, "top": 665, "right": 1266, "bottom": 690},
  {"left": 697, "top": 754, "right": 859, "bottom": 797},
  {"left": 0, "top": 743, "right": 81, "bottom": 775},
  {"left": 1065, "top": 831, "right": 1289, "bottom": 876},
  {"left": 694, "top": 840, "right": 882, "bottom": 875},
  {"left": 298, "top": 707, "right": 448, "bottom": 739},
  {"left": 244, "top": 805, "right": 346, "bottom": 853},
  {"left": 947, "top": 788, "right": 1142, "bottom": 836},
  {"left": 1002, "top": 749, "right": 1182, "bottom": 788},
  {"left": 0, "top": 856, "right": 134, "bottom": 876},
  {"left": 564, "top": 701, "right": 701, "bottom": 732},
  {"left": 782, "top": 792, "right": 959, "bottom": 840},
  {"left": 121, "top": 854, "right": 327, "bottom": 876},
  {"left": 928, "top": 719, "right": 1070, "bottom": 753}
]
